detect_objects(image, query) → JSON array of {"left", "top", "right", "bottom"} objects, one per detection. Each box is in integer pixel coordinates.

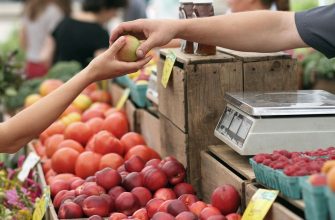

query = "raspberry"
[
  {"left": 254, "top": 155, "right": 266, "bottom": 163},
  {"left": 294, "top": 168, "right": 309, "bottom": 176},
  {"left": 271, "top": 154, "right": 281, "bottom": 161},
  {"left": 272, "top": 162, "right": 286, "bottom": 169},
  {"left": 262, "top": 159, "right": 272, "bottom": 166},
  {"left": 283, "top": 165, "right": 297, "bottom": 176}
]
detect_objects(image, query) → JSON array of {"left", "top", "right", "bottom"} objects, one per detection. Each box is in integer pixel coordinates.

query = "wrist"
[
  {"left": 175, "top": 19, "right": 189, "bottom": 39},
  {"left": 80, "top": 66, "right": 96, "bottom": 86}
]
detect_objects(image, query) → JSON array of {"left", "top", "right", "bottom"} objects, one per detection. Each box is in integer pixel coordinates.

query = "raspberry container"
[
  {"left": 326, "top": 188, "right": 335, "bottom": 220},
  {"left": 300, "top": 178, "right": 329, "bottom": 220},
  {"left": 128, "top": 80, "right": 151, "bottom": 108},
  {"left": 115, "top": 76, "right": 131, "bottom": 87},
  {"left": 276, "top": 170, "right": 302, "bottom": 199}
]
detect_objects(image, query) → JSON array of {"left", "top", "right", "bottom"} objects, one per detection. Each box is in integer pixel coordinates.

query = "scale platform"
[{"left": 214, "top": 90, "right": 335, "bottom": 155}]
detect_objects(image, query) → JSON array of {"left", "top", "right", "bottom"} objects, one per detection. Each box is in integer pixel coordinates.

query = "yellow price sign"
[
  {"left": 242, "top": 189, "right": 279, "bottom": 220},
  {"left": 33, "top": 187, "right": 50, "bottom": 220},
  {"left": 116, "top": 88, "right": 130, "bottom": 110},
  {"left": 161, "top": 51, "right": 176, "bottom": 88}
]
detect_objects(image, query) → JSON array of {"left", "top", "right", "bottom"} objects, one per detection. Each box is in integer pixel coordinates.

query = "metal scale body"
[{"left": 214, "top": 90, "right": 335, "bottom": 155}]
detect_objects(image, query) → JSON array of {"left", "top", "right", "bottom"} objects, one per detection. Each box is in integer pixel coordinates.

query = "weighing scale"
[{"left": 214, "top": 90, "right": 335, "bottom": 155}]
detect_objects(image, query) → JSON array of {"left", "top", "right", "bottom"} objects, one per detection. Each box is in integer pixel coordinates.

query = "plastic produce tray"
[
  {"left": 301, "top": 178, "right": 329, "bottom": 220},
  {"left": 326, "top": 188, "right": 335, "bottom": 220}
]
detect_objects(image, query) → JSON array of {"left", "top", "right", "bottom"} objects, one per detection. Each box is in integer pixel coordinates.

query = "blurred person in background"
[
  {"left": 52, "top": 0, "right": 127, "bottom": 68},
  {"left": 20, "top": 0, "right": 71, "bottom": 79},
  {"left": 123, "top": 0, "right": 147, "bottom": 21}
]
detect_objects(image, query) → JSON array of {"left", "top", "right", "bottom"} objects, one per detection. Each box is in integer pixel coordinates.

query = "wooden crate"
[
  {"left": 245, "top": 183, "right": 304, "bottom": 220},
  {"left": 109, "top": 82, "right": 137, "bottom": 131},
  {"left": 157, "top": 48, "right": 297, "bottom": 192},
  {"left": 200, "top": 145, "right": 255, "bottom": 210},
  {"left": 135, "top": 109, "right": 162, "bottom": 155}
]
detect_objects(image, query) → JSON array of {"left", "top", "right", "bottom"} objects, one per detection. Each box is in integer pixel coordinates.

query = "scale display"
[{"left": 215, "top": 90, "right": 335, "bottom": 155}]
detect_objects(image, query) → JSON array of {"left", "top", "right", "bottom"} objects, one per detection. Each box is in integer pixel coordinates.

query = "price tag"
[
  {"left": 33, "top": 187, "right": 50, "bottom": 220},
  {"left": 18, "top": 152, "right": 40, "bottom": 182},
  {"left": 116, "top": 88, "right": 130, "bottom": 110},
  {"left": 161, "top": 51, "right": 176, "bottom": 88},
  {"left": 242, "top": 189, "right": 279, "bottom": 220}
]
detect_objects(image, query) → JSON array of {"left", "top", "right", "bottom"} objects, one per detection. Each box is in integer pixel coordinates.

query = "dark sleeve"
[
  {"left": 94, "top": 29, "right": 109, "bottom": 50},
  {"left": 295, "top": 4, "right": 335, "bottom": 58}
]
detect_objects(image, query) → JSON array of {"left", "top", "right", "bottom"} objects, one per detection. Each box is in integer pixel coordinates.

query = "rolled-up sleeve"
[{"left": 295, "top": 4, "right": 335, "bottom": 58}]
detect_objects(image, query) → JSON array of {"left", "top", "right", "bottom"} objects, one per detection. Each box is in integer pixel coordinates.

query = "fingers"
[
  {"left": 107, "top": 36, "right": 126, "bottom": 55},
  {"left": 118, "top": 56, "right": 153, "bottom": 74},
  {"left": 136, "top": 35, "right": 159, "bottom": 59},
  {"left": 110, "top": 20, "right": 146, "bottom": 44}
]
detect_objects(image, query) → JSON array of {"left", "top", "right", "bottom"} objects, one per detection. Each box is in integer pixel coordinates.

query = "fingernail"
[
  {"left": 137, "top": 49, "right": 144, "bottom": 58},
  {"left": 119, "top": 36, "right": 125, "bottom": 42}
]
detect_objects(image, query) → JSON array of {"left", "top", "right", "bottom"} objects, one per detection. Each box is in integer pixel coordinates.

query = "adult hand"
[
  {"left": 88, "top": 36, "right": 152, "bottom": 82},
  {"left": 110, "top": 19, "right": 180, "bottom": 59}
]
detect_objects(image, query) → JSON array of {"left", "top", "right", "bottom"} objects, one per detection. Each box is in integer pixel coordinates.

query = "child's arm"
[{"left": 0, "top": 36, "right": 151, "bottom": 153}]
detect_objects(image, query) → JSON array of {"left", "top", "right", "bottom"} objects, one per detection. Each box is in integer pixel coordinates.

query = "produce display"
[{"left": 0, "top": 156, "right": 43, "bottom": 219}]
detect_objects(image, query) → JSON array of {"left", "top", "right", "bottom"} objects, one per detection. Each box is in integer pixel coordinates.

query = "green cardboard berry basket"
[
  {"left": 128, "top": 80, "right": 150, "bottom": 108},
  {"left": 326, "top": 188, "right": 335, "bottom": 220},
  {"left": 114, "top": 75, "right": 131, "bottom": 87},
  {"left": 300, "top": 178, "right": 329, "bottom": 220},
  {"left": 276, "top": 170, "right": 302, "bottom": 199},
  {"left": 250, "top": 159, "right": 266, "bottom": 185}
]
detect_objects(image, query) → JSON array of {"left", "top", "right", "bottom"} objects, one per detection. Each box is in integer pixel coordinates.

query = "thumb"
[
  {"left": 107, "top": 36, "right": 126, "bottom": 55},
  {"left": 136, "top": 35, "right": 158, "bottom": 59}
]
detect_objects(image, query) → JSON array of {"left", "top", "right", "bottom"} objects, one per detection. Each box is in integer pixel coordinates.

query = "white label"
[
  {"left": 18, "top": 152, "right": 40, "bottom": 182},
  {"left": 237, "top": 119, "right": 251, "bottom": 140},
  {"left": 229, "top": 116, "right": 242, "bottom": 134},
  {"left": 222, "top": 109, "right": 235, "bottom": 128}
]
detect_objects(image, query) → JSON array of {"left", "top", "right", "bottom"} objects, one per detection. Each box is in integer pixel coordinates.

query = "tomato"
[
  {"left": 93, "top": 131, "right": 124, "bottom": 155},
  {"left": 104, "top": 108, "right": 127, "bottom": 119},
  {"left": 61, "top": 105, "right": 82, "bottom": 118},
  {"left": 40, "top": 121, "right": 66, "bottom": 144},
  {"left": 64, "top": 122, "right": 93, "bottom": 145},
  {"left": 81, "top": 108, "right": 105, "bottom": 122},
  {"left": 85, "top": 118, "right": 104, "bottom": 134},
  {"left": 99, "top": 153, "right": 124, "bottom": 170},
  {"left": 57, "top": 139, "right": 84, "bottom": 153},
  {"left": 75, "top": 152, "right": 102, "bottom": 179},
  {"left": 120, "top": 132, "right": 146, "bottom": 153},
  {"left": 45, "top": 169, "right": 57, "bottom": 184},
  {"left": 103, "top": 112, "right": 129, "bottom": 139},
  {"left": 45, "top": 134, "right": 65, "bottom": 158},
  {"left": 42, "top": 159, "right": 52, "bottom": 174},
  {"left": 125, "top": 145, "right": 156, "bottom": 162},
  {"left": 82, "top": 83, "right": 98, "bottom": 96},
  {"left": 85, "top": 137, "right": 95, "bottom": 151},
  {"left": 89, "top": 102, "right": 111, "bottom": 113},
  {"left": 89, "top": 90, "right": 111, "bottom": 103},
  {"left": 48, "top": 173, "right": 76, "bottom": 185},
  {"left": 34, "top": 141, "right": 46, "bottom": 157},
  {"left": 51, "top": 148, "right": 80, "bottom": 174}
]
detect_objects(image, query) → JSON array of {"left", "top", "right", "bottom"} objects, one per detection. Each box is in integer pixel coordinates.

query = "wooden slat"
[
  {"left": 201, "top": 151, "right": 244, "bottom": 205},
  {"left": 160, "top": 48, "right": 235, "bottom": 65},
  {"left": 158, "top": 62, "right": 187, "bottom": 132},
  {"left": 218, "top": 47, "right": 291, "bottom": 62},
  {"left": 160, "top": 114, "right": 187, "bottom": 167},
  {"left": 186, "top": 62, "right": 243, "bottom": 190},
  {"left": 109, "top": 81, "right": 124, "bottom": 107},
  {"left": 243, "top": 59, "right": 298, "bottom": 92},
  {"left": 125, "top": 100, "right": 137, "bottom": 132},
  {"left": 208, "top": 145, "right": 255, "bottom": 181},
  {"left": 136, "top": 109, "right": 162, "bottom": 155}
]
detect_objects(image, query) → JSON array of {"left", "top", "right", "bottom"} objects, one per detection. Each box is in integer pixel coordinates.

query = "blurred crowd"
[{"left": 20, "top": 0, "right": 286, "bottom": 79}]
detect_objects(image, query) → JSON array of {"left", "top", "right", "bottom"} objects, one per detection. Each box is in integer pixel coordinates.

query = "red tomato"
[
  {"left": 45, "top": 134, "right": 64, "bottom": 158},
  {"left": 75, "top": 152, "right": 102, "bottom": 179},
  {"left": 125, "top": 145, "right": 156, "bottom": 163},
  {"left": 93, "top": 131, "right": 124, "bottom": 155},
  {"left": 51, "top": 148, "right": 80, "bottom": 174},
  {"left": 120, "top": 132, "right": 146, "bottom": 153},
  {"left": 85, "top": 118, "right": 104, "bottom": 134},
  {"left": 89, "top": 90, "right": 111, "bottom": 103},
  {"left": 81, "top": 109, "right": 105, "bottom": 122},
  {"left": 57, "top": 139, "right": 84, "bottom": 153},
  {"left": 64, "top": 122, "right": 93, "bottom": 145},
  {"left": 103, "top": 112, "right": 129, "bottom": 139}
]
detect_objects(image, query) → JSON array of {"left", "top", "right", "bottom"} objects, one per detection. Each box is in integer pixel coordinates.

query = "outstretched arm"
[
  {"left": 110, "top": 11, "right": 306, "bottom": 58},
  {"left": 0, "top": 36, "right": 152, "bottom": 153}
]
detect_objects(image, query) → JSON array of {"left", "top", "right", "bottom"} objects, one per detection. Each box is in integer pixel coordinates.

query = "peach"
[
  {"left": 158, "top": 200, "right": 173, "bottom": 212},
  {"left": 100, "top": 153, "right": 124, "bottom": 170},
  {"left": 75, "top": 182, "right": 105, "bottom": 196},
  {"left": 131, "top": 187, "right": 152, "bottom": 207},
  {"left": 208, "top": 215, "right": 227, "bottom": 220},
  {"left": 115, "top": 192, "right": 140, "bottom": 215},
  {"left": 322, "top": 160, "right": 335, "bottom": 174},
  {"left": 88, "top": 215, "right": 104, "bottom": 220},
  {"left": 143, "top": 168, "right": 168, "bottom": 191},
  {"left": 174, "top": 183, "right": 196, "bottom": 197},
  {"left": 309, "top": 173, "right": 327, "bottom": 186},
  {"left": 178, "top": 194, "right": 198, "bottom": 207},
  {"left": 145, "top": 198, "right": 165, "bottom": 218},
  {"left": 167, "top": 199, "right": 189, "bottom": 216},
  {"left": 225, "top": 213, "right": 242, "bottom": 220},
  {"left": 161, "top": 160, "right": 186, "bottom": 185},
  {"left": 122, "top": 172, "right": 143, "bottom": 191},
  {"left": 117, "top": 35, "right": 141, "bottom": 62},
  {"left": 39, "top": 79, "right": 63, "bottom": 96},
  {"left": 211, "top": 185, "right": 240, "bottom": 215},
  {"left": 176, "top": 211, "right": 198, "bottom": 220},
  {"left": 327, "top": 167, "right": 335, "bottom": 192},
  {"left": 154, "top": 188, "right": 177, "bottom": 201},
  {"left": 125, "top": 156, "right": 145, "bottom": 172},
  {"left": 151, "top": 212, "right": 175, "bottom": 220},
  {"left": 50, "top": 180, "right": 70, "bottom": 198},
  {"left": 73, "top": 194, "right": 88, "bottom": 207},
  {"left": 109, "top": 212, "right": 127, "bottom": 220},
  {"left": 86, "top": 176, "right": 97, "bottom": 182},
  {"left": 83, "top": 195, "right": 110, "bottom": 217},
  {"left": 101, "top": 194, "right": 114, "bottom": 212},
  {"left": 82, "top": 109, "right": 105, "bottom": 122},
  {"left": 58, "top": 201, "right": 83, "bottom": 218},
  {"left": 133, "top": 208, "right": 149, "bottom": 220},
  {"left": 54, "top": 190, "right": 75, "bottom": 209},
  {"left": 96, "top": 167, "right": 122, "bottom": 190},
  {"left": 189, "top": 201, "right": 207, "bottom": 216},
  {"left": 200, "top": 207, "right": 222, "bottom": 220},
  {"left": 145, "top": 159, "right": 161, "bottom": 167},
  {"left": 71, "top": 179, "right": 85, "bottom": 190},
  {"left": 108, "top": 186, "right": 126, "bottom": 200},
  {"left": 117, "top": 165, "right": 126, "bottom": 173}
]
